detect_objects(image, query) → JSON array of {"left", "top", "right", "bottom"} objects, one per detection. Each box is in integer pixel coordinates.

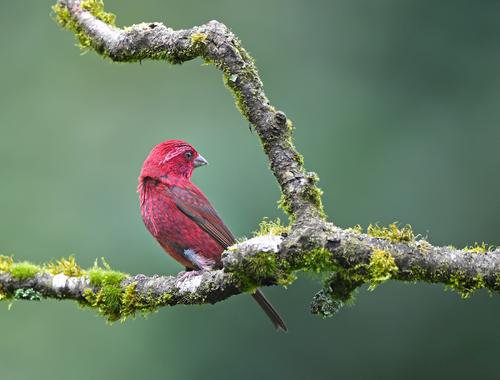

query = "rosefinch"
[{"left": 138, "top": 139, "right": 287, "bottom": 331}]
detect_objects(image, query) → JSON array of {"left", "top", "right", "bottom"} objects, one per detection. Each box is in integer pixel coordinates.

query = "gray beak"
[{"left": 193, "top": 154, "right": 208, "bottom": 168}]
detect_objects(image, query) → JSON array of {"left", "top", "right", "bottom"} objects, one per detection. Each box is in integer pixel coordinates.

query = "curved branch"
[
  {"left": 1, "top": 0, "right": 497, "bottom": 321},
  {"left": 54, "top": 0, "right": 324, "bottom": 225}
]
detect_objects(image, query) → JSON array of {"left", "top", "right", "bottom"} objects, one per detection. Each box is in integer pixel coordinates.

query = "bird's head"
[{"left": 139, "top": 139, "right": 208, "bottom": 180}]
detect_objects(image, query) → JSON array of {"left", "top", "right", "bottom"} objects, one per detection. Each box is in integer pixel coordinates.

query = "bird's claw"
[{"left": 178, "top": 270, "right": 204, "bottom": 282}]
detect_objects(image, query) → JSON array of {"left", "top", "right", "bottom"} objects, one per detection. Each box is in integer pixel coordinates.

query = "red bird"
[{"left": 138, "top": 139, "right": 287, "bottom": 331}]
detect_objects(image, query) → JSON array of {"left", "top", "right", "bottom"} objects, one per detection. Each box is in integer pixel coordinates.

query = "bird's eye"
[{"left": 184, "top": 151, "right": 193, "bottom": 160}]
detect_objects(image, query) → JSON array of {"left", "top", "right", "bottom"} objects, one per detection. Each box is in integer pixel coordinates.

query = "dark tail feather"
[{"left": 251, "top": 289, "right": 288, "bottom": 332}]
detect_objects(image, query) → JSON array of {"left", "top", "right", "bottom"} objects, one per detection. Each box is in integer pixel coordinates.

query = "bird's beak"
[{"left": 193, "top": 154, "right": 209, "bottom": 168}]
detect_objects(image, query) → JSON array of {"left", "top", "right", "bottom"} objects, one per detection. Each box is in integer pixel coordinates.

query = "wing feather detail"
[{"left": 168, "top": 183, "right": 236, "bottom": 249}]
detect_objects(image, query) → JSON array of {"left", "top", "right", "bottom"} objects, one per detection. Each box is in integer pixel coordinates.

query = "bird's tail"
[{"left": 251, "top": 289, "right": 288, "bottom": 332}]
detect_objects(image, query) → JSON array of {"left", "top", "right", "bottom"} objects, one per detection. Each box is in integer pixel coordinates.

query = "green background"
[{"left": 1, "top": 1, "right": 499, "bottom": 379}]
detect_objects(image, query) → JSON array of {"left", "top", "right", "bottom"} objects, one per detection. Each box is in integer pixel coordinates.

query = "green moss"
[
  {"left": 120, "top": 282, "right": 172, "bottom": 320},
  {"left": 217, "top": 37, "right": 260, "bottom": 121},
  {"left": 88, "top": 258, "right": 126, "bottom": 286},
  {"left": 79, "top": 259, "right": 128, "bottom": 321},
  {"left": 346, "top": 225, "right": 363, "bottom": 234},
  {"left": 276, "top": 272, "right": 297, "bottom": 287},
  {"left": 52, "top": 0, "right": 116, "bottom": 51},
  {"left": 14, "top": 288, "right": 42, "bottom": 301},
  {"left": 232, "top": 253, "right": 279, "bottom": 292},
  {"left": 81, "top": 0, "right": 116, "bottom": 25},
  {"left": 311, "top": 248, "right": 399, "bottom": 317},
  {"left": 295, "top": 248, "right": 336, "bottom": 274},
  {"left": 0, "top": 285, "right": 8, "bottom": 301},
  {"left": 80, "top": 259, "right": 174, "bottom": 322},
  {"left": 46, "top": 255, "right": 85, "bottom": 277},
  {"left": 277, "top": 194, "right": 294, "bottom": 218},
  {"left": 10, "top": 262, "right": 41, "bottom": 280},
  {"left": 2, "top": 255, "right": 172, "bottom": 321},
  {"left": 301, "top": 172, "right": 326, "bottom": 219},
  {"left": 463, "top": 242, "right": 493, "bottom": 254},
  {"left": 447, "top": 272, "right": 485, "bottom": 299},
  {"left": 120, "top": 282, "right": 149, "bottom": 319},
  {"left": 82, "top": 286, "right": 122, "bottom": 321},
  {"left": 53, "top": 3, "right": 91, "bottom": 49},
  {"left": 408, "top": 262, "right": 490, "bottom": 298},
  {"left": 222, "top": 72, "right": 250, "bottom": 120},
  {"left": 190, "top": 32, "right": 207, "bottom": 45},
  {"left": 253, "top": 217, "right": 290, "bottom": 237},
  {"left": 367, "top": 249, "right": 398, "bottom": 290},
  {"left": 367, "top": 223, "right": 415, "bottom": 243},
  {"left": 229, "top": 245, "right": 337, "bottom": 292},
  {"left": 228, "top": 248, "right": 300, "bottom": 291},
  {"left": 302, "top": 184, "right": 325, "bottom": 218}
]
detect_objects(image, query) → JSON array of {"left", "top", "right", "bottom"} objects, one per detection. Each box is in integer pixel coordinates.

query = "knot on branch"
[{"left": 275, "top": 111, "right": 288, "bottom": 126}]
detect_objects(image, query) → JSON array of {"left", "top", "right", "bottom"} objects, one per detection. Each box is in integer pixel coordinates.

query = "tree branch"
[{"left": 0, "top": 0, "right": 497, "bottom": 321}]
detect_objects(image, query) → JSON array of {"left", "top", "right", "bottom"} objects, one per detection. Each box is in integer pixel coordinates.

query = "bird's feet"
[{"left": 178, "top": 269, "right": 204, "bottom": 282}]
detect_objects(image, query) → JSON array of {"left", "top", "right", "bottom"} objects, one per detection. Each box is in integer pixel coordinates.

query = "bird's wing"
[{"left": 168, "top": 182, "right": 236, "bottom": 249}]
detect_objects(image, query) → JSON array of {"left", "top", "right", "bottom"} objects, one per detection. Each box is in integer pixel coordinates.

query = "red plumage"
[{"left": 138, "top": 139, "right": 287, "bottom": 331}]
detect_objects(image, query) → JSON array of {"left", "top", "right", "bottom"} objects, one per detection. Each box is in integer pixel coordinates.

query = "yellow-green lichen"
[
  {"left": 14, "top": 288, "right": 42, "bottom": 301},
  {"left": 367, "top": 223, "right": 415, "bottom": 243},
  {"left": 253, "top": 217, "right": 290, "bottom": 237},
  {"left": 416, "top": 239, "right": 432, "bottom": 253},
  {"left": 0, "top": 255, "right": 13, "bottom": 272},
  {"left": 367, "top": 249, "right": 398, "bottom": 290},
  {"left": 311, "top": 269, "right": 363, "bottom": 317}
]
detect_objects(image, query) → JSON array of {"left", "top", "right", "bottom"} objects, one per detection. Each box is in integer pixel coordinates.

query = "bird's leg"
[{"left": 178, "top": 267, "right": 205, "bottom": 282}]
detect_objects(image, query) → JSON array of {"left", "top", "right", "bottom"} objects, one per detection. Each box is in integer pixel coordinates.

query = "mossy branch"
[
  {"left": 1, "top": 224, "right": 498, "bottom": 321},
  {"left": 2, "top": 0, "right": 498, "bottom": 322}
]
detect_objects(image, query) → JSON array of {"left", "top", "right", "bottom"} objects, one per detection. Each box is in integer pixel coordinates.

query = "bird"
[{"left": 138, "top": 139, "right": 287, "bottom": 331}]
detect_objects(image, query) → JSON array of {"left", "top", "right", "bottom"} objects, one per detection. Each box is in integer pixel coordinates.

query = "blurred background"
[{"left": 0, "top": 1, "right": 499, "bottom": 379}]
